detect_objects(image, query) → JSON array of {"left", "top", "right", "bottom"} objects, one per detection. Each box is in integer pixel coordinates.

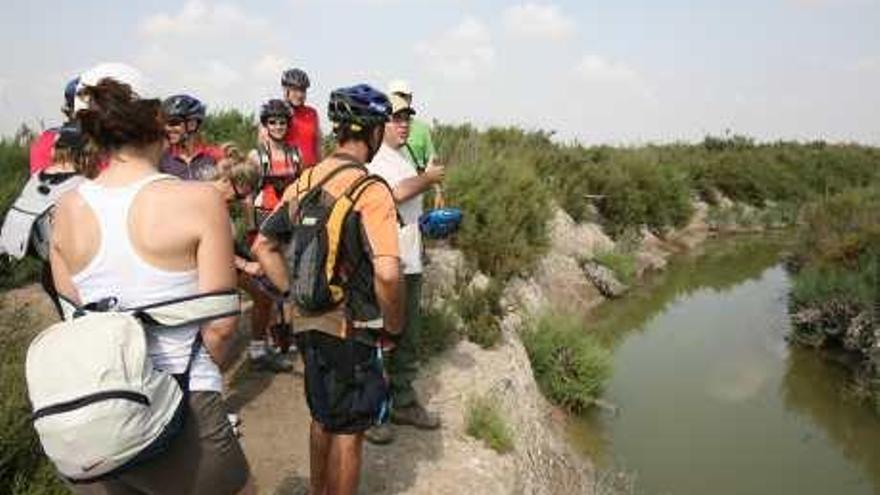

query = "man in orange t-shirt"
[
  {"left": 252, "top": 84, "right": 402, "bottom": 495},
  {"left": 281, "top": 68, "right": 322, "bottom": 168}
]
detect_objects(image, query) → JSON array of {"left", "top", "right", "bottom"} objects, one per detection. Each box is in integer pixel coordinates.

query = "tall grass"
[
  {"left": 0, "top": 301, "right": 65, "bottom": 493},
  {"left": 0, "top": 140, "right": 42, "bottom": 289},
  {"left": 522, "top": 311, "right": 612, "bottom": 413}
]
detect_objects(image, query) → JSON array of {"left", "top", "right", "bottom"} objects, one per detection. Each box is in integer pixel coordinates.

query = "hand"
[
  {"left": 256, "top": 126, "right": 270, "bottom": 147},
  {"left": 424, "top": 162, "right": 446, "bottom": 184},
  {"left": 243, "top": 261, "right": 264, "bottom": 277}
]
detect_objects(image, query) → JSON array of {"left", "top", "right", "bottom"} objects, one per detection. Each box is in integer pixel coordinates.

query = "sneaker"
[
  {"left": 250, "top": 352, "right": 294, "bottom": 373},
  {"left": 227, "top": 413, "right": 242, "bottom": 437},
  {"left": 391, "top": 403, "right": 441, "bottom": 430},
  {"left": 364, "top": 423, "right": 395, "bottom": 445}
]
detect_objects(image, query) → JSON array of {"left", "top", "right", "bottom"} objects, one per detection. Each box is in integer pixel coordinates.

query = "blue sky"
[{"left": 1, "top": 0, "right": 878, "bottom": 144}]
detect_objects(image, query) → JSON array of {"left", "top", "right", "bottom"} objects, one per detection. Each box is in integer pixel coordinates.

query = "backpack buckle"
[{"left": 76, "top": 297, "right": 120, "bottom": 317}]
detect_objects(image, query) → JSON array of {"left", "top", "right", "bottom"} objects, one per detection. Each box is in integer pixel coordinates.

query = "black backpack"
[{"left": 287, "top": 161, "right": 392, "bottom": 314}]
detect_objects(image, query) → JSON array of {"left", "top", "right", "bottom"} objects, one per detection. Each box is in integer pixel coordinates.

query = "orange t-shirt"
[
  {"left": 274, "top": 156, "right": 399, "bottom": 335},
  {"left": 279, "top": 157, "right": 399, "bottom": 258}
]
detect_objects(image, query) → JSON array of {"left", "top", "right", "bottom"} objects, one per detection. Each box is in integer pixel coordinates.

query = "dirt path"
[{"left": 227, "top": 359, "right": 312, "bottom": 495}]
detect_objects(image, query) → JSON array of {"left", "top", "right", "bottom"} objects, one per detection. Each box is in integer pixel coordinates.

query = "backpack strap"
[
  {"left": 129, "top": 290, "right": 240, "bottom": 329},
  {"left": 58, "top": 290, "right": 241, "bottom": 328},
  {"left": 322, "top": 174, "right": 395, "bottom": 309},
  {"left": 296, "top": 161, "right": 367, "bottom": 202}
]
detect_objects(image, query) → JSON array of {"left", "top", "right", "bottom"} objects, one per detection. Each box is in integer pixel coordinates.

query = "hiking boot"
[
  {"left": 391, "top": 403, "right": 441, "bottom": 430},
  {"left": 250, "top": 352, "right": 294, "bottom": 373},
  {"left": 364, "top": 423, "right": 395, "bottom": 445}
]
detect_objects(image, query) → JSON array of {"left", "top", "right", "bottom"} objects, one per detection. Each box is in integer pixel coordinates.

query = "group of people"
[{"left": 3, "top": 62, "right": 449, "bottom": 495}]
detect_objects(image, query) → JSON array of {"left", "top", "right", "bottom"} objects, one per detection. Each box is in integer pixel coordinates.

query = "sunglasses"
[
  {"left": 167, "top": 118, "right": 185, "bottom": 127},
  {"left": 266, "top": 118, "right": 288, "bottom": 127}
]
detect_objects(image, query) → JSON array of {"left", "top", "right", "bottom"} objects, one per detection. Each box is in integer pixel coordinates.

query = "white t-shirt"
[{"left": 368, "top": 143, "right": 423, "bottom": 274}]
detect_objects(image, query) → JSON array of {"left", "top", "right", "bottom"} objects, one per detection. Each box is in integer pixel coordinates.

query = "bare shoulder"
[
  {"left": 153, "top": 179, "right": 225, "bottom": 210},
  {"left": 54, "top": 188, "right": 88, "bottom": 217}
]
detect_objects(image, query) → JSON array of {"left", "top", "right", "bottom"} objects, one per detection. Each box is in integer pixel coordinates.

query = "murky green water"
[{"left": 572, "top": 236, "right": 880, "bottom": 495}]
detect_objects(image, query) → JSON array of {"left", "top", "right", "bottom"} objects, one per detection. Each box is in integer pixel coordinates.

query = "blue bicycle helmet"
[
  {"left": 419, "top": 207, "right": 464, "bottom": 239},
  {"left": 63, "top": 77, "right": 80, "bottom": 114},
  {"left": 162, "top": 94, "right": 206, "bottom": 122},
  {"left": 327, "top": 84, "right": 391, "bottom": 133}
]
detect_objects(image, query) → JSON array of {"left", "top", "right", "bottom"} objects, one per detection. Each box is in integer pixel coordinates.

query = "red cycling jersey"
[
  {"left": 284, "top": 105, "right": 320, "bottom": 168},
  {"left": 257, "top": 144, "right": 299, "bottom": 211},
  {"left": 29, "top": 129, "right": 57, "bottom": 175}
]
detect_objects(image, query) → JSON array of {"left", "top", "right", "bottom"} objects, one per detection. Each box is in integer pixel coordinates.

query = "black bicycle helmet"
[
  {"left": 162, "top": 94, "right": 206, "bottom": 122},
  {"left": 327, "top": 84, "right": 391, "bottom": 133},
  {"left": 281, "top": 68, "right": 310, "bottom": 89},
  {"left": 55, "top": 122, "right": 85, "bottom": 150},
  {"left": 260, "top": 99, "right": 293, "bottom": 125}
]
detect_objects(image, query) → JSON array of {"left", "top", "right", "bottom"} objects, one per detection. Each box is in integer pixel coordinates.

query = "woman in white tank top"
[{"left": 49, "top": 65, "right": 255, "bottom": 495}]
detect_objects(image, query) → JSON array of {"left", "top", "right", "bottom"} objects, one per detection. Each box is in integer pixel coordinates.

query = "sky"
[{"left": 0, "top": 0, "right": 878, "bottom": 144}]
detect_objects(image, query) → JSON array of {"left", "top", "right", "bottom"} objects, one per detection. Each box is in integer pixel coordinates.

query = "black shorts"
[{"left": 296, "top": 330, "right": 390, "bottom": 434}]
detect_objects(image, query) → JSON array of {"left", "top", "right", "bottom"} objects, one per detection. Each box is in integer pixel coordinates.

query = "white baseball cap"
[
  {"left": 387, "top": 79, "right": 412, "bottom": 96},
  {"left": 74, "top": 63, "right": 153, "bottom": 112}
]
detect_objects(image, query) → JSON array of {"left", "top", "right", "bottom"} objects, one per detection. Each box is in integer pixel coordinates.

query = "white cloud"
[
  {"left": 252, "top": 54, "right": 290, "bottom": 79},
  {"left": 575, "top": 55, "right": 640, "bottom": 83},
  {"left": 415, "top": 17, "right": 495, "bottom": 82},
  {"left": 133, "top": 0, "right": 279, "bottom": 115},
  {"left": 502, "top": 3, "right": 576, "bottom": 40},
  {"left": 140, "top": 0, "right": 267, "bottom": 39},
  {"left": 573, "top": 54, "right": 656, "bottom": 103}
]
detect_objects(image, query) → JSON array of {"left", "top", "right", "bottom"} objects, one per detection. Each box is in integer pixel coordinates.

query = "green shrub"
[
  {"left": 454, "top": 282, "right": 503, "bottom": 349},
  {"left": 788, "top": 188, "right": 880, "bottom": 349},
  {"left": 795, "top": 188, "right": 880, "bottom": 269},
  {"left": 790, "top": 255, "right": 877, "bottom": 311},
  {"left": 465, "top": 395, "right": 514, "bottom": 454},
  {"left": 0, "top": 302, "right": 65, "bottom": 493},
  {"left": 445, "top": 157, "right": 551, "bottom": 280},
  {"left": 201, "top": 110, "right": 257, "bottom": 151},
  {"left": 0, "top": 140, "right": 42, "bottom": 290},
  {"left": 593, "top": 249, "right": 637, "bottom": 285},
  {"left": 417, "top": 306, "right": 458, "bottom": 361},
  {"left": 522, "top": 312, "right": 612, "bottom": 413}
]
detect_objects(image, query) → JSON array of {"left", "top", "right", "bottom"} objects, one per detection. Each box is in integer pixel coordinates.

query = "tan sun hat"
[
  {"left": 389, "top": 93, "right": 416, "bottom": 116},
  {"left": 387, "top": 79, "right": 412, "bottom": 96}
]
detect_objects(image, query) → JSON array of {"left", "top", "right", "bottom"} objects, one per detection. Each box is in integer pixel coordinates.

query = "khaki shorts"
[{"left": 70, "top": 392, "right": 250, "bottom": 495}]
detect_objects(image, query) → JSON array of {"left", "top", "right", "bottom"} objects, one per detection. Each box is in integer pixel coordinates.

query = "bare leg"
[
  {"left": 238, "top": 274, "right": 272, "bottom": 342},
  {"left": 326, "top": 433, "right": 364, "bottom": 495},
  {"left": 251, "top": 290, "right": 272, "bottom": 342},
  {"left": 310, "top": 420, "right": 332, "bottom": 495}
]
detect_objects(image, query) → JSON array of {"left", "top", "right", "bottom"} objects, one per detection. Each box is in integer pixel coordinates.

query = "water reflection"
[
  {"left": 587, "top": 234, "right": 788, "bottom": 348},
  {"left": 571, "top": 235, "right": 880, "bottom": 494},
  {"left": 782, "top": 348, "right": 880, "bottom": 491}
]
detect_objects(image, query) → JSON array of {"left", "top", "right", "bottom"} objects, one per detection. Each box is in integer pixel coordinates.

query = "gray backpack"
[
  {"left": 26, "top": 290, "right": 239, "bottom": 482},
  {"left": 0, "top": 172, "right": 84, "bottom": 260}
]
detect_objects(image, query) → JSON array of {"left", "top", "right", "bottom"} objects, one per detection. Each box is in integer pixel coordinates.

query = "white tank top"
[{"left": 71, "top": 173, "right": 223, "bottom": 392}]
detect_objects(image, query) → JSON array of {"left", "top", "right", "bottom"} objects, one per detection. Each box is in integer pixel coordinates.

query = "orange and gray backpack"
[{"left": 285, "top": 158, "right": 393, "bottom": 328}]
